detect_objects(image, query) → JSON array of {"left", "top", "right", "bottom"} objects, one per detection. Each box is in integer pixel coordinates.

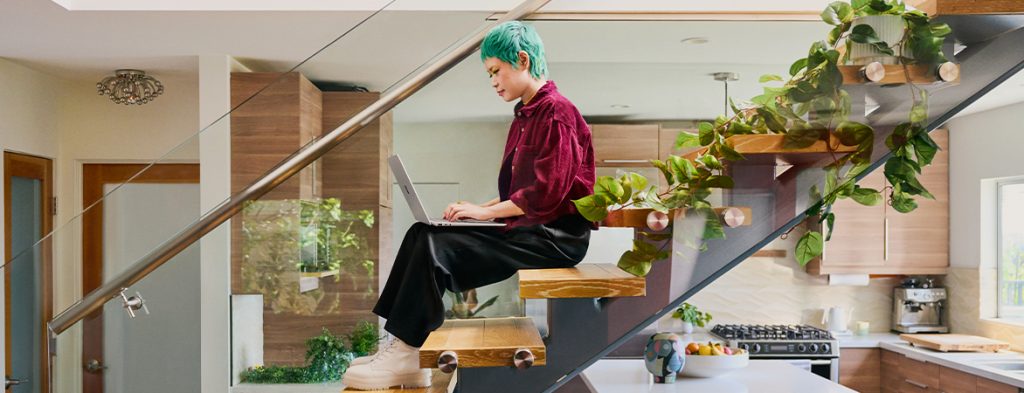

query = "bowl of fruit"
[{"left": 679, "top": 341, "right": 749, "bottom": 378}]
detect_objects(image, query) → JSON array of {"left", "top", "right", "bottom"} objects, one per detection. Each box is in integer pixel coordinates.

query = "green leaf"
[
  {"left": 912, "top": 133, "right": 938, "bottom": 166},
  {"left": 821, "top": 1, "right": 853, "bottom": 25},
  {"left": 784, "top": 125, "right": 823, "bottom": 149},
  {"left": 828, "top": 24, "right": 848, "bottom": 45},
  {"left": 890, "top": 191, "right": 919, "bottom": 213},
  {"left": 826, "top": 167, "right": 838, "bottom": 194},
  {"left": 719, "top": 143, "right": 745, "bottom": 161},
  {"left": 789, "top": 58, "right": 809, "bottom": 76},
  {"left": 850, "top": 24, "right": 891, "bottom": 54},
  {"left": 629, "top": 173, "right": 649, "bottom": 195},
  {"left": 726, "top": 120, "right": 754, "bottom": 135},
  {"left": 930, "top": 22, "right": 952, "bottom": 37},
  {"left": 757, "top": 107, "right": 788, "bottom": 133},
  {"left": 698, "top": 154, "right": 724, "bottom": 170},
  {"left": 595, "top": 176, "right": 625, "bottom": 201},
  {"left": 868, "top": 0, "right": 893, "bottom": 13},
  {"left": 617, "top": 249, "right": 653, "bottom": 277},
  {"left": 698, "top": 122, "right": 715, "bottom": 146},
  {"left": 760, "top": 74, "right": 784, "bottom": 83},
  {"left": 702, "top": 210, "right": 727, "bottom": 240},
  {"left": 834, "top": 121, "right": 873, "bottom": 146},
  {"left": 910, "top": 92, "right": 929, "bottom": 123},
  {"left": 572, "top": 195, "right": 609, "bottom": 222},
  {"left": 850, "top": 187, "right": 882, "bottom": 206},
  {"left": 675, "top": 131, "right": 701, "bottom": 149},
  {"left": 795, "top": 231, "right": 824, "bottom": 266},
  {"left": 651, "top": 159, "right": 675, "bottom": 187},
  {"left": 824, "top": 212, "right": 836, "bottom": 241},
  {"left": 704, "top": 175, "right": 735, "bottom": 189},
  {"left": 669, "top": 155, "right": 697, "bottom": 182},
  {"left": 852, "top": 0, "right": 869, "bottom": 10}
]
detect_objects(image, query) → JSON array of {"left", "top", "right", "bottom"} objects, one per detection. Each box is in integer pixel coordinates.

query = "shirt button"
[{"left": 520, "top": 128, "right": 524, "bottom": 133}]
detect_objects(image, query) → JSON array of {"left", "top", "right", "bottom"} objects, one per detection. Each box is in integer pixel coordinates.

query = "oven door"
[{"left": 751, "top": 358, "right": 839, "bottom": 383}]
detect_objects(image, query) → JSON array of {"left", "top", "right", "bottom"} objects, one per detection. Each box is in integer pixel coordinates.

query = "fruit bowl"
[{"left": 679, "top": 351, "right": 749, "bottom": 378}]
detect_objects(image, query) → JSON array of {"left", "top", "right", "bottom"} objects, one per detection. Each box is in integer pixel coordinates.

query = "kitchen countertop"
[
  {"left": 881, "top": 341, "right": 1024, "bottom": 388},
  {"left": 837, "top": 332, "right": 903, "bottom": 348},
  {"left": 582, "top": 359, "right": 856, "bottom": 393}
]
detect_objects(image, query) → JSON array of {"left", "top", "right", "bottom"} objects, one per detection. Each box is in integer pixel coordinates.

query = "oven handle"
[{"left": 808, "top": 359, "right": 835, "bottom": 366}]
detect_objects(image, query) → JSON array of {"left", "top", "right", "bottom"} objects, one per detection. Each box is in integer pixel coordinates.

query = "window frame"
[{"left": 996, "top": 178, "right": 1024, "bottom": 319}]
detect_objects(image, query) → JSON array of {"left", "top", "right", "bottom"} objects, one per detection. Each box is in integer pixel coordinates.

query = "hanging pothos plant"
[{"left": 573, "top": 0, "right": 952, "bottom": 277}]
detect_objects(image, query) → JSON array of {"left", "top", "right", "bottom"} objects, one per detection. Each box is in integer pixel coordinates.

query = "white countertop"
[
  {"left": 881, "top": 341, "right": 1024, "bottom": 388},
  {"left": 837, "top": 333, "right": 903, "bottom": 348},
  {"left": 582, "top": 359, "right": 856, "bottom": 393}
]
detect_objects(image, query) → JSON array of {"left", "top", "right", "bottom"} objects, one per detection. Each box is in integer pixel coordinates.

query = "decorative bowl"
[{"left": 679, "top": 351, "right": 749, "bottom": 378}]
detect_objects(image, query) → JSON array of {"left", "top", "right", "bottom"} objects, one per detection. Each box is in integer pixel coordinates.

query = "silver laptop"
[{"left": 389, "top": 154, "right": 505, "bottom": 227}]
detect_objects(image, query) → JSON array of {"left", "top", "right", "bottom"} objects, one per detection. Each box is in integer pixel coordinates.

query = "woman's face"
[{"left": 484, "top": 52, "right": 533, "bottom": 103}]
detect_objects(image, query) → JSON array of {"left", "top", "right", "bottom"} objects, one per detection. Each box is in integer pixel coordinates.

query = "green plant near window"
[
  {"left": 240, "top": 198, "right": 375, "bottom": 315},
  {"left": 672, "top": 303, "right": 713, "bottom": 328},
  {"left": 574, "top": 0, "right": 951, "bottom": 276},
  {"left": 239, "top": 322, "right": 380, "bottom": 384}
]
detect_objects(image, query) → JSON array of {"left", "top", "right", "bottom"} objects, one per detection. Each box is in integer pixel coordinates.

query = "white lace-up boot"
[
  {"left": 342, "top": 336, "right": 431, "bottom": 390},
  {"left": 350, "top": 333, "right": 391, "bottom": 367}
]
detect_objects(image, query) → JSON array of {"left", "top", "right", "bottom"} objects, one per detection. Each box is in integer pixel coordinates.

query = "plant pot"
[
  {"left": 680, "top": 321, "right": 695, "bottom": 334},
  {"left": 849, "top": 15, "right": 907, "bottom": 65}
]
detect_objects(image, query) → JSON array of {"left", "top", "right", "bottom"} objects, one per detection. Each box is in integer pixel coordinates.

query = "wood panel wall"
[{"left": 230, "top": 73, "right": 391, "bottom": 366}]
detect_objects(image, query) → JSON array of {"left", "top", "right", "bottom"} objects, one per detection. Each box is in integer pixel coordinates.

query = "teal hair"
[{"left": 480, "top": 21, "right": 548, "bottom": 80}]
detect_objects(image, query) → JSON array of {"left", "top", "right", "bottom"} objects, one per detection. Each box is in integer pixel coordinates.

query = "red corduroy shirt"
[{"left": 497, "top": 81, "right": 596, "bottom": 229}]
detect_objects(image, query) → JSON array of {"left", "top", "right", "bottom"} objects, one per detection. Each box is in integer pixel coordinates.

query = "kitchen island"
[{"left": 582, "top": 359, "right": 855, "bottom": 393}]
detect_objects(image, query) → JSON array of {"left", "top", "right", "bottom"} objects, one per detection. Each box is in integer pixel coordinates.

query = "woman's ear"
[{"left": 517, "top": 50, "right": 530, "bottom": 70}]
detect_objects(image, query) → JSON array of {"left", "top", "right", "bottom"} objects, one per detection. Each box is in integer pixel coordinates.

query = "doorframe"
[
  {"left": 80, "top": 163, "right": 199, "bottom": 393},
  {"left": 3, "top": 151, "right": 54, "bottom": 393}
]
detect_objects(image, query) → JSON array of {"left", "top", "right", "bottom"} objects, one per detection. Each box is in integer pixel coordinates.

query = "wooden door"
[
  {"left": 81, "top": 164, "right": 199, "bottom": 392},
  {"left": 886, "top": 129, "right": 949, "bottom": 271},
  {"left": 3, "top": 152, "right": 53, "bottom": 393}
]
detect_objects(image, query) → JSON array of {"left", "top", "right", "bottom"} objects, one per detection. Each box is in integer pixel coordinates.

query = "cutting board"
[{"left": 900, "top": 334, "right": 1010, "bottom": 352}]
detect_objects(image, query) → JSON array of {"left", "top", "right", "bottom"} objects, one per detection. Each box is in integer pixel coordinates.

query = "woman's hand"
[{"left": 444, "top": 202, "right": 494, "bottom": 222}]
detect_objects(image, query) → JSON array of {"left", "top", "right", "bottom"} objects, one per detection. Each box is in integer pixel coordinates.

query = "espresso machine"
[{"left": 892, "top": 278, "right": 949, "bottom": 333}]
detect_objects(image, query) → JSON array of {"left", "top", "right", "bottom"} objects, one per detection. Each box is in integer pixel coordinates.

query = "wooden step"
[
  {"left": 908, "top": 0, "right": 1024, "bottom": 15},
  {"left": 518, "top": 263, "right": 646, "bottom": 299},
  {"left": 601, "top": 207, "right": 752, "bottom": 229},
  {"left": 419, "top": 317, "right": 545, "bottom": 370},
  {"left": 342, "top": 369, "right": 454, "bottom": 392},
  {"left": 684, "top": 134, "right": 857, "bottom": 166}
]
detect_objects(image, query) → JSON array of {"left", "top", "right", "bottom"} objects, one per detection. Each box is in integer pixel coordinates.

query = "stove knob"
[
  {"left": 752, "top": 344, "right": 762, "bottom": 353},
  {"left": 809, "top": 344, "right": 819, "bottom": 353},
  {"left": 821, "top": 343, "right": 831, "bottom": 354},
  {"left": 739, "top": 343, "right": 750, "bottom": 352},
  {"left": 797, "top": 344, "right": 807, "bottom": 353}
]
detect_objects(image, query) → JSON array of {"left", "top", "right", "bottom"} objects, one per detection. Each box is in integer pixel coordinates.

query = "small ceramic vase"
[{"left": 644, "top": 332, "right": 685, "bottom": 383}]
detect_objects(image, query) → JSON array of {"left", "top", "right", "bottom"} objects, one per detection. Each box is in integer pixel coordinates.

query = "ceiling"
[{"left": 2, "top": 0, "right": 1022, "bottom": 123}]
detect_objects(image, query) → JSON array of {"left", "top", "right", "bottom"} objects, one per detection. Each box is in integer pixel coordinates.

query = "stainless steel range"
[{"left": 710, "top": 324, "right": 840, "bottom": 382}]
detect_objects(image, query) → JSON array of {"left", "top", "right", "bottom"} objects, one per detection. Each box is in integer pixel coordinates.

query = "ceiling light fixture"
[
  {"left": 712, "top": 72, "right": 740, "bottom": 116},
  {"left": 680, "top": 37, "right": 710, "bottom": 45},
  {"left": 97, "top": 69, "right": 164, "bottom": 105},
  {"left": 610, "top": 104, "right": 631, "bottom": 109}
]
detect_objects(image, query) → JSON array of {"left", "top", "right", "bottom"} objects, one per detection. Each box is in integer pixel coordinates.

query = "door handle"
[
  {"left": 5, "top": 376, "right": 24, "bottom": 390},
  {"left": 84, "top": 359, "right": 108, "bottom": 374}
]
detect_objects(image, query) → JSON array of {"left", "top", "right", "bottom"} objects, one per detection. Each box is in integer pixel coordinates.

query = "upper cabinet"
[
  {"left": 807, "top": 129, "right": 949, "bottom": 275},
  {"left": 591, "top": 124, "right": 659, "bottom": 167}
]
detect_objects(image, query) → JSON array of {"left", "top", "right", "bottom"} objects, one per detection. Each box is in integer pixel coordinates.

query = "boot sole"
[{"left": 342, "top": 370, "right": 431, "bottom": 390}]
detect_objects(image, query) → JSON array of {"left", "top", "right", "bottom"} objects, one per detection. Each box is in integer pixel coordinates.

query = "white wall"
[
  {"left": 51, "top": 65, "right": 201, "bottom": 393},
  {"left": 0, "top": 57, "right": 62, "bottom": 383}
]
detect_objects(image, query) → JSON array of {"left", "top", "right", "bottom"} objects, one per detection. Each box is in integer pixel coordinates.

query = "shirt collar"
[{"left": 514, "top": 80, "right": 556, "bottom": 118}]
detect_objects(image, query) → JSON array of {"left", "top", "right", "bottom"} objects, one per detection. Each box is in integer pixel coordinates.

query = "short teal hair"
[{"left": 480, "top": 21, "right": 548, "bottom": 80}]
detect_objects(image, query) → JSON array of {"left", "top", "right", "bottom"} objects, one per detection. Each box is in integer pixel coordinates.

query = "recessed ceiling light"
[
  {"left": 610, "top": 104, "right": 631, "bottom": 109},
  {"left": 680, "top": 37, "right": 710, "bottom": 45}
]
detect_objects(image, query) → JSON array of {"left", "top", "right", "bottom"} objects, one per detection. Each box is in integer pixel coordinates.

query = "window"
[{"left": 997, "top": 180, "right": 1024, "bottom": 318}]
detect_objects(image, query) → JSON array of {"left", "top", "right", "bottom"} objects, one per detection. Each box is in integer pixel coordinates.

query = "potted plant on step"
[{"left": 672, "top": 303, "right": 712, "bottom": 334}]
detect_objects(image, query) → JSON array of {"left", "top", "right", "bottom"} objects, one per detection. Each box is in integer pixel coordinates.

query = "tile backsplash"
[{"left": 666, "top": 235, "right": 900, "bottom": 333}]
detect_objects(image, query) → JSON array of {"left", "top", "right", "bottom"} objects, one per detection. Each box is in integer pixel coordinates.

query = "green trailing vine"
[{"left": 573, "top": 0, "right": 951, "bottom": 276}]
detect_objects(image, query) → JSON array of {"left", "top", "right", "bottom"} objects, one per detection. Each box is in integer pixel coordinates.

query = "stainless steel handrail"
[{"left": 48, "top": 0, "right": 551, "bottom": 335}]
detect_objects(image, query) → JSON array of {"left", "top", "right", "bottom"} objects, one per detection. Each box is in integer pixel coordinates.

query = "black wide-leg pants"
[{"left": 373, "top": 214, "right": 591, "bottom": 347}]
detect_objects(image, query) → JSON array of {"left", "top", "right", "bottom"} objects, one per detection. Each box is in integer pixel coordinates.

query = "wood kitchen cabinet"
[
  {"left": 840, "top": 348, "right": 882, "bottom": 393},
  {"left": 591, "top": 124, "right": 659, "bottom": 167},
  {"left": 880, "top": 349, "right": 1019, "bottom": 393},
  {"left": 807, "top": 129, "right": 949, "bottom": 276}
]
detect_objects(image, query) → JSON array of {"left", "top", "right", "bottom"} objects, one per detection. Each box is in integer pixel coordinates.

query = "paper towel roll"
[{"left": 829, "top": 274, "right": 870, "bottom": 286}]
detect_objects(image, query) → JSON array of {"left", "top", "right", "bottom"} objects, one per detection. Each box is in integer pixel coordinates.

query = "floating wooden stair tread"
[
  {"left": 838, "top": 63, "right": 960, "bottom": 85},
  {"left": 342, "top": 370, "right": 454, "bottom": 392},
  {"left": 908, "top": 0, "right": 1024, "bottom": 15},
  {"left": 683, "top": 134, "right": 857, "bottom": 166},
  {"left": 419, "top": 317, "right": 545, "bottom": 370},
  {"left": 518, "top": 263, "right": 646, "bottom": 299},
  {"left": 601, "top": 207, "right": 752, "bottom": 228}
]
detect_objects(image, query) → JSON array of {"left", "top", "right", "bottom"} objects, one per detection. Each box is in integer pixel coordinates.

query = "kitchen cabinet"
[
  {"left": 591, "top": 124, "right": 659, "bottom": 167},
  {"left": 840, "top": 348, "right": 881, "bottom": 393},
  {"left": 807, "top": 129, "right": 949, "bottom": 276},
  {"left": 880, "top": 349, "right": 1018, "bottom": 393}
]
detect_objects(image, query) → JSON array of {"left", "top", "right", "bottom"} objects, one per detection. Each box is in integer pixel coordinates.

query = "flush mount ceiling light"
[
  {"left": 97, "top": 69, "right": 164, "bottom": 105},
  {"left": 680, "top": 37, "right": 710, "bottom": 45},
  {"left": 610, "top": 104, "right": 631, "bottom": 109}
]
